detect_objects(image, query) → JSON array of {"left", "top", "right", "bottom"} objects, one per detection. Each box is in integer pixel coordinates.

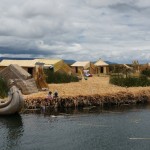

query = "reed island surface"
[{"left": 24, "top": 76, "right": 150, "bottom": 109}]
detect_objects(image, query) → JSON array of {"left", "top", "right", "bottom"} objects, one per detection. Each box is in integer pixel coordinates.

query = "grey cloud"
[
  {"left": 0, "top": 46, "right": 56, "bottom": 56},
  {"left": 0, "top": 0, "right": 150, "bottom": 63},
  {"left": 109, "top": 3, "right": 141, "bottom": 13}
]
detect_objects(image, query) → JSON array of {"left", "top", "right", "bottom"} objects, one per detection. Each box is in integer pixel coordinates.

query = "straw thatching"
[
  {"left": 0, "top": 59, "right": 36, "bottom": 67},
  {"left": 0, "top": 59, "right": 37, "bottom": 77},
  {"left": 35, "top": 66, "right": 49, "bottom": 89},
  {"left": 15, "top": 78, "right": 38, "bottom": 95},
  {"left": 0, "top": 64, "right": 38, "bottom": 95},
  {"left": 71, "top": 61, "right": 90, "bottom": 69},
  {"left": 0, "top": 64, "right": 31, "bottom": 80},
  {"left": 0, "top": 58, "right": 72, "bottom": 76},
  {"left": 34, "top": 59, "right": 72, "bottom": 74},
  {"left": 94, "top": 59, "right": 109, "bottom": 66},
  {"left": 34, "top": 58, "right": 61, "bottom": 66}
]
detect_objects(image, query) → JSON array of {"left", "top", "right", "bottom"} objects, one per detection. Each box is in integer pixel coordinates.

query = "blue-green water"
[{"left": 1, "top": 105, "right": 150, "bottom": 150}]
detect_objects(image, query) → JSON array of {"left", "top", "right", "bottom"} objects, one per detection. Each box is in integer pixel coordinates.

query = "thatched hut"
[
  {"left": 34, "top": 58, "right": 72, "bottom": 75},
  {"left": 0, "top": 64, "right": 31, "bottom": 80},
  {"left": 0, "top": 59, "right": 36, "bottom": 77},
  {"left": 71, "top": 61, "right": 96, "bottom": 75},
  {"left": 94, "top": 59, "right": 109, "bottom": 74},
  {"left": 0, "top": 64, "right": 38, "bottom": 95}
]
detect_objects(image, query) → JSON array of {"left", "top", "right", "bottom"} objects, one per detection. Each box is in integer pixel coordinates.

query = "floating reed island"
[{"left": 24, "top": 77, "right": 150, "bottom": 109}]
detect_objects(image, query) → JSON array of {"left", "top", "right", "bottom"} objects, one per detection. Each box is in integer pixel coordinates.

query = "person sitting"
[
  {"left": 53, "top": 90, "right": 58, "bottom": 98},
  {"left": 47, "top": 91, "right": 53, "bottom": 100}
]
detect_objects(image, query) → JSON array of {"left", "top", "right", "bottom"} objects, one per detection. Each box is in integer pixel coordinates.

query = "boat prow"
[{"left": 0, "top": 86, "right": 24, "bottom": 115}]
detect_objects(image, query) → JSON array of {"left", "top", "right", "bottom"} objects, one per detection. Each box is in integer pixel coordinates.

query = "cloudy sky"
[{"left": 0, "top": 0, "right": 150, "bottom": 63}]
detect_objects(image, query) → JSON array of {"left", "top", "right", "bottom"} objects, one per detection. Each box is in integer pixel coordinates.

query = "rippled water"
[{"left": 1, "top": 105, "right": 150, "bottom": 150}]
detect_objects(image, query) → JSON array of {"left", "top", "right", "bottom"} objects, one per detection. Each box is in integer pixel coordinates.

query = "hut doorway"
[
  {"left": 100, "top": 67, "right": 104, "bottom": 73},
  {"left": 28, "top": 68, "right": 33, "bottom": 76},
  {"left": 75, "top": 67, "right": 78, "bottom": 73}
]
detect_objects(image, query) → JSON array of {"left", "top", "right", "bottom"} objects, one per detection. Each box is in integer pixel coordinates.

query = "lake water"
[{"left": 1, "top": 105, "right": 150, "bottom": 150}]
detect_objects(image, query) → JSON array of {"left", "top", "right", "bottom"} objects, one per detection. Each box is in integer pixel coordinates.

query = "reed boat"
[{"left": 0, "top": 85, "right": 24, "bottom": 115}]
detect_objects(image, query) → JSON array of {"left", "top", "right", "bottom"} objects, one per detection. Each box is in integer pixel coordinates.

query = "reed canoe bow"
[{"left": 0, "top": 86, "right": 24, "bottom": 115}]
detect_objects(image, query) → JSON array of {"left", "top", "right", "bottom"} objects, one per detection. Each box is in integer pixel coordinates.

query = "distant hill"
[
  {"left": 105, "top": 61, "right": 118, "bottom": 64},
  {"left": 0, "top": 57, "right": 34, "bottom": 61},
  {"left": 64, "top": 59, "right": 76, "bottom": 65}
]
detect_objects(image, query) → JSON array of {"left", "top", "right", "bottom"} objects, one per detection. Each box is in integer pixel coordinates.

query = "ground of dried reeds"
[{"left": 24, "top": 76, "right": 150, "bottom": 101}]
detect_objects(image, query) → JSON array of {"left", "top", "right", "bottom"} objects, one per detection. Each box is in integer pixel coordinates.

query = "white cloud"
[{"left": 0, "top": 0, "right": 150, "bottom": 63}]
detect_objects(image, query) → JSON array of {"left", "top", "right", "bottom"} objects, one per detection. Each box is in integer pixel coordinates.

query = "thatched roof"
[
  {"left": 71, "top": 61, "right": 90, "bottom": 69},
  {"left": 0, "top": 60, "right": 36, "bottom": 67},
  {"left": 0, "top": 64, "right": 38, "bottom": 94},
  {"left": 0, "top": 64, "right": 31, "bottom": 80},
  {"left": 94, "top": 59, "right": 109, "bottom": 66},
  {"left": 34, "top": 59, "right": 61, "bottom": 65},
  {"left": 0, "top": 59, "right": 63, "bottom": 67}
]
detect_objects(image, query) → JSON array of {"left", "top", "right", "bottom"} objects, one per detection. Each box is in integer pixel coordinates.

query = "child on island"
[
  {"left": 53, "top": 90, "right": 58, "bottom": 98},
  {"left": 47, "top": 91, "right": 53, "bottom": 100}
]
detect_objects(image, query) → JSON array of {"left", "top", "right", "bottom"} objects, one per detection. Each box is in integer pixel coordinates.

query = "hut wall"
[
  {"left": 106, "top": 66, "right": 109, "bottom": 74},
  {"left": 103, "top": 67, "right": 106, "bottom": 74},
  {"left": 0, "top": 66, "right": 6, "bottom": 71},
  {"left": 72, "top": 66, "right": 96, "bottom": 74},
  {"left": 96, "top": 66, "right": 109, "bottom": 74},
  {"left": 72, "top": 66, "right": 83, "bottom": 74},
  {"left": 96, "top": 67, "right": 99, "bottom": 74},
  {"left": 71, "top": 66, "right": 76, "bottom": 74}
]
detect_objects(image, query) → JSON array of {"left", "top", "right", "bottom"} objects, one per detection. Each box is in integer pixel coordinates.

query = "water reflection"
[
  {"left": 24, "top": 104, "right": 150, "bottom": 116},
  {"left": 0, "top": 114, "right": 23, "bottom": 149}
]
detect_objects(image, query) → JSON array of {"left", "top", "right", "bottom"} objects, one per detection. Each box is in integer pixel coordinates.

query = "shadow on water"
[
  {"left": 24, "top": 103, "right": 150, "bottom": 116},
  {"left": 0, "top": 114, "right": 24, "bottom": 150}
]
